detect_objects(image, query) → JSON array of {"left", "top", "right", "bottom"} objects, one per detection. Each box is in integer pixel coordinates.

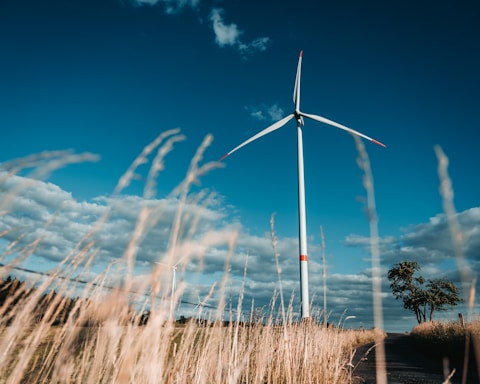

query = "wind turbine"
[
  {"left": 220, "top": 51, "right": 385, "bottom": 319},
  {"left": 155, "top": 260, "right": 182, "bottom": 297}
]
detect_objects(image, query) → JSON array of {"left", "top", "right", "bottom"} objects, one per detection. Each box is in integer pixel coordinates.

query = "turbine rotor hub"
[{"left": 295, "top": 111, "right": 304, "bottom": 126}]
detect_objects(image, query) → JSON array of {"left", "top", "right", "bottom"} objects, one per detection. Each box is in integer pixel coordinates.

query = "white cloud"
[
  {"left": 246, "top": 104, "right": 285, "bottom": 122},
  {"left": 210, "top": 8, "right": 242, "bottom": 47},
  {"left": 238, "top": 37, "right": 271, "bottom": 55},
  {"left": 344, "top": 209, "right": 480, "bottom": 279},
  {"left": 266, "top": 104, "right": 284, "bottom": 121},
  {"left": 380, "top": 209, "right": 480, "bottom": 268},
  {"left": 249, "top": 109, "right": 266, "bottom": 120},
  {"left": 132, "top": 0, "right": 200, "bottom": 14},
  {"left": 210, "top": 8, "right": 271, "bottom": 55},
  {"left": 343, "top": 234, "right": 370, "bottom": 247}
]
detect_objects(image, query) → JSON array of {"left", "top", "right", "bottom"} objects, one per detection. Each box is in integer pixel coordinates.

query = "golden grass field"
[{"left": 0, "top": 319, "right": 384, "bottom": 383}]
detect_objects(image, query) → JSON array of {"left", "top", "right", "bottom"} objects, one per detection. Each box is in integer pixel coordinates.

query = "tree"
[
  {"left": 387, "top": 261, "right": 463, "bottom": 323},
  {"left": 425, "top": 278, "right": 462, "bottom": 321}
]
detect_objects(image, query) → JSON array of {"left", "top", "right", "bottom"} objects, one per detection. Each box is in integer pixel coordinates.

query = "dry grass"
[
  {"left": 0, "top": 319, "right": 382, "bottom": 383},
  {"left": 3, "top": 133, "right": 473, "bottom": 383},
  {"left": 410, "top": 320, "right": 480, "bottom": 358},
  {"left": 0, "top": 132, "right": 383, "bottom": 383},
  {"left": 410, "top": 320, "right": 480, "bottom": 383}
]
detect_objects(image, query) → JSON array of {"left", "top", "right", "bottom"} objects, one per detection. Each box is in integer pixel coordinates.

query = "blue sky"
[{"left": 1, "top": 0, "right": 479, "bottom": 331}]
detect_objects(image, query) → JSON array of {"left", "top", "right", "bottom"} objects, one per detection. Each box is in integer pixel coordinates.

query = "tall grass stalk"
[
  {"left": 353, "top": 135, "right": 387, "bottom": 384},
  {"left": 320, "top": 225, "right": 327, "bottom": 327},
  {"left": 435, "top": 145, "right": 479, "bottom": 383},
  {"left": 270, "top": 214, "right": 287, "bottom": 338},
  {"left": 434, "top": 146, "right": 474, "bottom": 306}
]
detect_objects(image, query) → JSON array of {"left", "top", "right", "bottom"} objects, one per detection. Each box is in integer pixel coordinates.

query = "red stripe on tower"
[{"left": 299, "top": 254, "right": 308, "bottom": 261}]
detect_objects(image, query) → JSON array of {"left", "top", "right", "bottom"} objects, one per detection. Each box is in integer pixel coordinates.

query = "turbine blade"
[
  {"left": 293, "top": 50, "right": 303, "bottom": 111},
  {"left": 220, "top": 114, "right": 295, "bottom": 160},
  {"left": 301, "top": 112, "right": 386, "bottom": 148}
]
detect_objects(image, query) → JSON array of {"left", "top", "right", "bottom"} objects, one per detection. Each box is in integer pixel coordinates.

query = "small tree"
[
  {"left": 425, "top": 277, "right": 462, "bottom": 321},
  {"left": 387, "top": 261, "right": 463, "bottom": 323}
]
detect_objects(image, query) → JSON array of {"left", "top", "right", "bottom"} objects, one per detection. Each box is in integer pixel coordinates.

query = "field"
[{"left": 0, "top": 318, "right": 383, "bottom": 383}]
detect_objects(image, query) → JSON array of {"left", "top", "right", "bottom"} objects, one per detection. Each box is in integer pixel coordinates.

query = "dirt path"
[{"left": 351, "top": 333, "right": 479, "bottom": 384}]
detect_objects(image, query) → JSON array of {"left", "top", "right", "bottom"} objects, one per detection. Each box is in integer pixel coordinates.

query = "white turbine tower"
[{"left": 220, "top": 51, "right": 386, "bottom": 319}]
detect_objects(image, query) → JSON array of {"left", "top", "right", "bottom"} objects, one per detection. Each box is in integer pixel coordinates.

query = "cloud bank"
[{"left": 1, "top": 172, "right": 479, "bottom": 330}]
